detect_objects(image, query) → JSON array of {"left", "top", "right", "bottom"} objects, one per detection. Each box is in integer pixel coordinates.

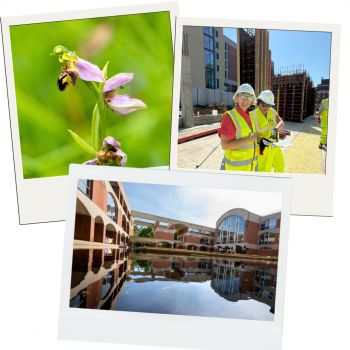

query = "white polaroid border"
[
  {"left": 170, "top": 17, "right": 340, "bottom": 217},
  {"left": 1, "top": 2, "right": 178, "bottom": 224},
  {"left": 59, "top": 163, "right": 291, "bottom": 350}
]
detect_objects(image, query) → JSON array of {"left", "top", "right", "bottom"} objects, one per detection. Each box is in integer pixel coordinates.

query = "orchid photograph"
[{"left": 9, "top": 11, "right": 173, "bottom": 178}]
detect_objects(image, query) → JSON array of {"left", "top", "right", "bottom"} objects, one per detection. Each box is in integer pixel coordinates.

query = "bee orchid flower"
[
  {"left": 85, "top": 136, "right": 127, "bottom": 166},
  {"left": 103, "top": 73, "right": 147, "bottom": 115},
  {"left": 52, "top": 45, "right": 104, "bottom": 90}
]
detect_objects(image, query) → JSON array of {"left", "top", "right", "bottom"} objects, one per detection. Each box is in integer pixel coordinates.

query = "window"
[
  {"left": 216, "top": 78, "right": 219, "bottom": 89},
  {"left": 78, "top": 179, "right": 92, "bottom": 198},
  {"left": 215, "top": 30, "right": 218, "bottom": 37},
  {"left": 106, "top": 193, "right": 118, "bottom": 222},
  {"left": 204, "top": 36, "right": 214, "bottom": 50},
  {"left": 215, "top": 41, "right": 219, "bottom": 49},
  {"left": 216, "top": 65, "right": 219, "bottom": 72},
  {"left": 216, "top": 52, "right": 219, "bottom": 60},
  {"left": 203, "top": 27, "right": 214, "bottom": 36},
  {"left": 217, "top": 215, "right": 245, "bottom": 244}
]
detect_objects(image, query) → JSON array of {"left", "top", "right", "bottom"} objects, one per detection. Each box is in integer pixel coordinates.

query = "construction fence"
[{"left": 192, "top": 87, "right": 234, "bottom": 107}]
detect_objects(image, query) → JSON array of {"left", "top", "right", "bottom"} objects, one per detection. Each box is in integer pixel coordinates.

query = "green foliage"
[
  {"left": 131, "top": 260, "right": 152, "bottom": 273},
  {"left": 10, "top": 12, "right": 173, "bottom": 178},
  {"left": 135, "top": 226, "right": 153, "bottom": 238}
]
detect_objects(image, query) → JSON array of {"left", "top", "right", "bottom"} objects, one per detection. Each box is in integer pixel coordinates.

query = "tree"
[{"left": 134, "top": 225, "right": 153, "bottom": 238}]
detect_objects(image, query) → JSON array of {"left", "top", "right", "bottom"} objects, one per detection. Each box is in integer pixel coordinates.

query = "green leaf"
[
  {"left": 102, "top": 61, "right": 109, "bottom": 80},
  {"left": 68, "top": 129, "right": 96, "bottom": 156},
  {"left": 91, "top": 103, "right": 102, "bottom": 150}
]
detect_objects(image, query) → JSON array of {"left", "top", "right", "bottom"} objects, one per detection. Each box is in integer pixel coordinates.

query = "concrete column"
[{"left": 181, "top": 54, "right": 194, "bottom": 128}]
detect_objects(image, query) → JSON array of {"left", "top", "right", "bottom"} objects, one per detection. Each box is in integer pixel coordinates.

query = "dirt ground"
[{"left": 177, "top": 116, "right": 326, "bottom": 174}]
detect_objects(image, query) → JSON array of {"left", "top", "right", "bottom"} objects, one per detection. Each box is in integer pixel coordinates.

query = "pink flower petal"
[
  {"left": 116, "top": 149, "right": 127, "bottom": 166},
  {"left": 103, "top": 136, "right": 121, "bottom": 149},
  {"left": 75, "top": 58, "right": 104, "bottom": 82},
  {"left": 103, "top": 73, "right": 134, "bottom": 93},
  {"left": 84, "top": 158, "right": 98, "bottom": 165},
  {"left": 106, "top": 94, "right": 147, "bottom": 115}
]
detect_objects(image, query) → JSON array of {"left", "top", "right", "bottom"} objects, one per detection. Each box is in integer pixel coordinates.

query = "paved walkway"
[{"left": 177, "top": 116, "right": 326, "bottom": 174}]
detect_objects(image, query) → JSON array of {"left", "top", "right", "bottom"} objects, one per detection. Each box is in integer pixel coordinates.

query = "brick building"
[{"left": 74, "top": 180, "right": 133, "bottom": 247}]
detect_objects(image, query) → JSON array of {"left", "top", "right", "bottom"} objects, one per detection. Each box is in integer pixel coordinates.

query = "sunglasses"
[{"left": 238, "top": 94, "right": 254, "bottom": 102}]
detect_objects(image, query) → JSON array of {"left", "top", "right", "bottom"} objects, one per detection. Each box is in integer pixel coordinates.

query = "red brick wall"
[
  {"left": 91, "top": 180, "right": 107, "bottom": 211},
  {"left": 155, "top": 231, "right": 174, "bottom": 241},
  {"left": 74, "top": 214, "right": 91, "bottom": 241},
  {"left": 245, "top": 221, "right": 260, "bottom": 244},
  {"left": 239, "top": 271, "right": 255, "bottom": 293},
  {"left": 185, "top": 236, "right": 200, "bottom": 244},
  {"left": 152, "top": 260, "right": 172, "bottom": 269}
]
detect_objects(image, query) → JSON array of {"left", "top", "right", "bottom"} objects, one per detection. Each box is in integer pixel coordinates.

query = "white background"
[{"left": 0, "top": 0, "right": 349, "bottom": 350}]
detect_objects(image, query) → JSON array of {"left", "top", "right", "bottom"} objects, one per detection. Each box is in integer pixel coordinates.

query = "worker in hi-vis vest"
[
  {"left": 319, "top": 98, "right": 328, "bottom": 150},
  {"left": 251, "top": 90, "right": 285, "bottom": 172},
  {"left": 218, "top": 83, "right": 259, "bottom": 171}
]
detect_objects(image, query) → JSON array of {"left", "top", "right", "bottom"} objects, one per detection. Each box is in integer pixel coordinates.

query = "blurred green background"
[{"left": 10, "top": 12, "right": 173, "bottom": 179}]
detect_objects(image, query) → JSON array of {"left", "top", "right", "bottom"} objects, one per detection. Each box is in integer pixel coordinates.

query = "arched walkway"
[
  {"left": 94, "top": 216, "right": 104, "bottom": 243},
  {"left": 105, "top": 224, "right": 117, "bottom": 245},
  {"left": 74, "top": 198, "right": 92, "bottom": 241}
]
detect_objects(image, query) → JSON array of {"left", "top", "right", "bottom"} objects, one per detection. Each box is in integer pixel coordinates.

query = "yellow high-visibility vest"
[
  {"left": 224, "top": 108, "right": 258, "bottom": 171},
  {"left": 251, "top": 107, "right": 278, "bottom": 141},
  {"left": 321, "top": 98, "right": 329, "bottom": 119}
]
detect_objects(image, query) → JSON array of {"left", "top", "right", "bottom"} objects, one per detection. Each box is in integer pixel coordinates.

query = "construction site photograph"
[{"left": 177, "top": 25, "right": 331, "bottom": 174}]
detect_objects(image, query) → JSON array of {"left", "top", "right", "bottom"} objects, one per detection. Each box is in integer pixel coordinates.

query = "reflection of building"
[
  {"left": 211, "top": 260, "right": 276, "bottom": 313},
  {"left": 216, "top": 208, "right": 280, "bottom": 256},
  {"left": 181, "top": 26, "right": 238, "bottom": 107},
  {"left": 70, "top": 248, "right": 130, "bottom": 310},
  {"left": 74, "top": 180, "right": 133, "bottom": 248}
]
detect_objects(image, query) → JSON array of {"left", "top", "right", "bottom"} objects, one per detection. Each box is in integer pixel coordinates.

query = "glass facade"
[
  {"left": 217, "top": 215, "right": 245, "bottom": 244},
  {"left": 203, "top": 27, "right": 216, "bottom": 89},
  {"left": 106, "top": 193, "right": 118, "bottom": 222},
  {"left": 78, "top": 179, "right": 92, "bottom": 198}
]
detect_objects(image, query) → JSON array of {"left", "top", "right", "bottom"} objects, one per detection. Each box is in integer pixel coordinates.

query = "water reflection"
[{"left": 70, "top": 249, "right": 277, "bottom": 320}]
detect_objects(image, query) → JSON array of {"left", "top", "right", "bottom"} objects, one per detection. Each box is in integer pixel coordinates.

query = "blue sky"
[
  {"left": 223, "top": 28, "right": 331, "bottom": 85},
  {"left": 123, "top": 182, "right": 281, "bottom": 227}
]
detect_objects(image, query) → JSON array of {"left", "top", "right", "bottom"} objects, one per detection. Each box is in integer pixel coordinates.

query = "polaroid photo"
[
  {"left": 59, "top": 164, "right": 291, "bottom": 350},
  {"left": 170, "top": 17, "right": 340, "bottom": 216},
  {"left": 1, "top": 2, "right": 177, "bottom": 224}
]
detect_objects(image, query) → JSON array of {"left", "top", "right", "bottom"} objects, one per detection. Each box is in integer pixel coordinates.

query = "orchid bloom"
[
  {"left": 85, "top": 136, "right": 127, "bottom": 166},
  {"left": 52, "top": 45, "right": 104, "bottom": 90},
  {"left": 103, "top": 73, "right": 147, "bottom": 115}
]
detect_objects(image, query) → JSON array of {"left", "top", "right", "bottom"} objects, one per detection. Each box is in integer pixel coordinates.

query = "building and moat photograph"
[{"left": 71, "top": 179, "right": 282, "bottom": 321}]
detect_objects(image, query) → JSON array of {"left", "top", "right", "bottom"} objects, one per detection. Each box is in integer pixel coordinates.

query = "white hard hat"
[
  {"left": 258, "top": 90, "right": 275, "bottom": 106},
  {"left": 234, "top": 83, "right": 256, "bottom": 99}
]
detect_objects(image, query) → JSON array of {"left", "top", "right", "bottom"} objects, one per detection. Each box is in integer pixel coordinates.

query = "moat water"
[{"left": 70, "top": 248, "right": 277, "bottom": 321}]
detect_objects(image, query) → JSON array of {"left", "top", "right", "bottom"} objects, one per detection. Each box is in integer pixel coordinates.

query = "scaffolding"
[
  {"left": 237, "top": 28, "right": 272, "bottom": 94},
  {"left": 272, "top": 67, "right": 315, "bottom": 122}
]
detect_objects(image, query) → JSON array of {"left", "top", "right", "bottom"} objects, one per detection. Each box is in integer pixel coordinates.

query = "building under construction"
[
  {"left": 272, "top": 68, "right": 315, "bottom": 122},
  {"left": 237, "top": 28, "right": 273, "bottom": 94}
]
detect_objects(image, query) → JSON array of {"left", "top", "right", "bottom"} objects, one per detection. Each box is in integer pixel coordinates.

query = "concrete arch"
[
  {"left": 105, "top": 224, "right": 117, "bottom": 245},
  {"left": 199, "top": 246, "right": 209, "bottom": 251},
  {"left": 74, "top": 197, "right": 93, "bottom": 241},
  {"left": 187, "top": 245, "right": 197, "bottom": 251},
  {"left": 93, "top": 216, "right": 105, "bottom": 243}
]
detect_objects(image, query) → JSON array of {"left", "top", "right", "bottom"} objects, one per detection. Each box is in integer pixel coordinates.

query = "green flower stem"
[{"left": 83, "top": 81, "right": 99, "bottom": 99}]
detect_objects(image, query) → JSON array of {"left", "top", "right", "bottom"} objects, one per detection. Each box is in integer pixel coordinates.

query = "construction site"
[{"left": 178, "top": 27, "right": 327, "bottom": 174}]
